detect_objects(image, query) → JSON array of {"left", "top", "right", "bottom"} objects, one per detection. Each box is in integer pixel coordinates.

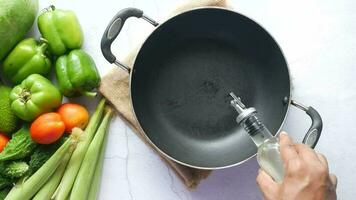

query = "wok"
[{"left": 101, "top": 7, "right": 322, "bottom": 169}]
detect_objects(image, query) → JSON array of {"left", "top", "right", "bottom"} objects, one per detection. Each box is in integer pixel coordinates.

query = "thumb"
[
  {"left": 257, "top": 169, "right": 279, "bottom": 200},
  {"left": 329, "top": 174, "right": 338, "bottom": 188},
  {"left": 279, "top": 132, "right": 298, "bottom": 163}
]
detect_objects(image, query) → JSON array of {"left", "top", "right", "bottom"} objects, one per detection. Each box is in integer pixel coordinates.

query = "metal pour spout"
[
  {"left": 229, "top": 92, "right": 245, "bottom": 114},
  {"left": 229, "top": 92, "right": 257, "bottom": 124}
]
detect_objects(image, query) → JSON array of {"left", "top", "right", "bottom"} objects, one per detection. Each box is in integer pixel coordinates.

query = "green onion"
[
  {"left": 5, "top": 129, "right": 82, "bottom": 200},
  {"left": 54, "top": 99, "right": 106, "bottom": 200},
  {"left": 87, "top": 115, "right": 110, "bottom": 200},
  {"left": 32, "top": 146, "right": 73, "bottom": 200},
  {"left": 70, "top": 107, "right": 113, "bottom": 200}
]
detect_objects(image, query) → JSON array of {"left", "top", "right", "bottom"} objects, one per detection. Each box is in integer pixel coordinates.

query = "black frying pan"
[{"left": 101, "top": 7, "right": 322, "bottom": 169}]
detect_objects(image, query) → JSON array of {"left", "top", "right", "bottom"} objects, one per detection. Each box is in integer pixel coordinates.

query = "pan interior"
[{"left": 131, "top": 8, "right": 290, "bottom": 168}]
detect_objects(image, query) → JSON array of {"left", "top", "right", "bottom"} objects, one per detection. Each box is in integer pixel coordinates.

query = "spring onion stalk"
[
  {"left": 53, "top": 99, "right": 106, "bottom": 200},
  {"left": 70, "top": 107, "right": 113, "bottom": 200},
  {"left": 32, "top": 145, "right": 73, "bottom": 200},
  {"left": 5, "top": 130, "right": 82, "bottom": 200},
  {"left": 87, "top": 117, "right": 110, "bottom": 200}
]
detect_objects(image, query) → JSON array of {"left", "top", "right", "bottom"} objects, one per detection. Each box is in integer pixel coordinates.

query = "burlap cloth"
[{"left": 99, "top": 0, "right": 232, "bottom": 189}]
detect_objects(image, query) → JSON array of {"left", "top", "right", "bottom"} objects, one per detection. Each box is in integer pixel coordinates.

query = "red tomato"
[
  {"left": 0, "top": 133, "right": 10, "bottom": 152},
  {"left": 57, "top": 103, "right": 89, "bottom": 133},
  {"left": 30, "top": 113, "right": 65, "bottom": 144}
]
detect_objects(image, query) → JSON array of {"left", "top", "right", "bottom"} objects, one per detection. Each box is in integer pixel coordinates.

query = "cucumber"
[{"left": 0, "top": 0, "right": 38, "bottom": 61}]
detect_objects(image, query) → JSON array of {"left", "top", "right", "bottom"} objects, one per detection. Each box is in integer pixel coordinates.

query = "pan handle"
[
  {"left": 101, "top": 8, "right": 159, "bottom": 73},
  {"left": 290, "top": 100, "right": 323, "bottom": 149}
]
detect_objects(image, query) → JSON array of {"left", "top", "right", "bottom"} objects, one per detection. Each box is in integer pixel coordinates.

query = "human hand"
[{"left": 256, "top": 132, "right": 337, "bottom": 200}]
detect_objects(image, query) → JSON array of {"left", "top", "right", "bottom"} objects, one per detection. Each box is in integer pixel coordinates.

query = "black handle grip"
[
  {"left": 291, "top": 100, "right": 323, "bottom": 149},
  {"left": 303, "top": 106, "right": 323, "bottom": 149},
  {"left": 101, "top": 8, "right": 143, "bottom": 63}
]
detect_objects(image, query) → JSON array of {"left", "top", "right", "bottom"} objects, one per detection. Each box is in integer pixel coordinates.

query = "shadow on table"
[{"left": 191, "top": 158, "right": 262, "bottom": 200}]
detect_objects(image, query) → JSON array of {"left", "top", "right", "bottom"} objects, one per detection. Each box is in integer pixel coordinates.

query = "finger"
[
  {"left": 317, "top": 153, "right": 329, "bottom": 169},
  {"left": 294, "top": 144, "right": 319, "bottom": 162},
  {"left": 329, "top": 174, "right": 338, "bottom": 188},
  {"left": 257, "top": 170, "right": 279, "bottom": 199},
  {"left": 279, "top": 132, "right": 298, "bottom": 162}
]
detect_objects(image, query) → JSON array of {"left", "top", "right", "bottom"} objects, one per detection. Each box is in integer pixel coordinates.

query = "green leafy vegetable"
[
  {"left": 0, "top": 126, "right": 37, "bottom": 161},
  {"left": 0, "top": 175, "right": 13, "bottom": 190},
  {"left": 0, "top": 187, "right": 11, "bottom": 200},
  {"left": 0, "top": 161, "right": 29, "bottom": 178}
]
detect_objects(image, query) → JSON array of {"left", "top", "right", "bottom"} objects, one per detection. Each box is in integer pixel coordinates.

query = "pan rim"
[{"left": 128, "top": 6, "right": 292, "bottom": 170}]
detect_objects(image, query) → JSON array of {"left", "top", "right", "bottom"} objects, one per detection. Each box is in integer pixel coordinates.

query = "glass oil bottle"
[{"left": 230, "top": 92, "right": 284, "bottom": 182}]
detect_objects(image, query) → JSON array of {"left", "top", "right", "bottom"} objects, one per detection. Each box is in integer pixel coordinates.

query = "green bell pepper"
[
  {"left": 37, "top": 5, "right": 83, "bottom": 56},
  {"left": 2, "top": 38, "right": 51, "bottom": 85},
  {"left": 9, "top": 74, "right": 62, "bottom": 121},
  {"left": 56, "top": 49, "right": 100, "bottom": 97}
]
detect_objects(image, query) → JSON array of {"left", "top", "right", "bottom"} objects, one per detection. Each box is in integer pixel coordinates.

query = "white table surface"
[{"left": 33, "top": 0, "right": 356, "bottom": 199}]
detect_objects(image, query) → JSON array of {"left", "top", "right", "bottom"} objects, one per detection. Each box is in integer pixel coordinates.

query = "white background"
[{"left": 33, "top": 0, "right": 356, "bottom": 199}]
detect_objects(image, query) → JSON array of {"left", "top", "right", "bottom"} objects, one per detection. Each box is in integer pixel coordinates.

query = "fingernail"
[
  {"left": 280, "top": 131, "right": 287, "bottom": 139},
  {"left": 280, "top": 131, "right": 287, "bottom": 136}
]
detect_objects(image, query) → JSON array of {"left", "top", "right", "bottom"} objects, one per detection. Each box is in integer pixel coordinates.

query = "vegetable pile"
[{"left": 0, "top": 3, "right": 113, "bottom": 200}]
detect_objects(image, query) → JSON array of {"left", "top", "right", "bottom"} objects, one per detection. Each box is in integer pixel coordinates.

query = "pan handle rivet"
[{"left": 283, "top": 96, "right": 289, "bottom": 104}]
